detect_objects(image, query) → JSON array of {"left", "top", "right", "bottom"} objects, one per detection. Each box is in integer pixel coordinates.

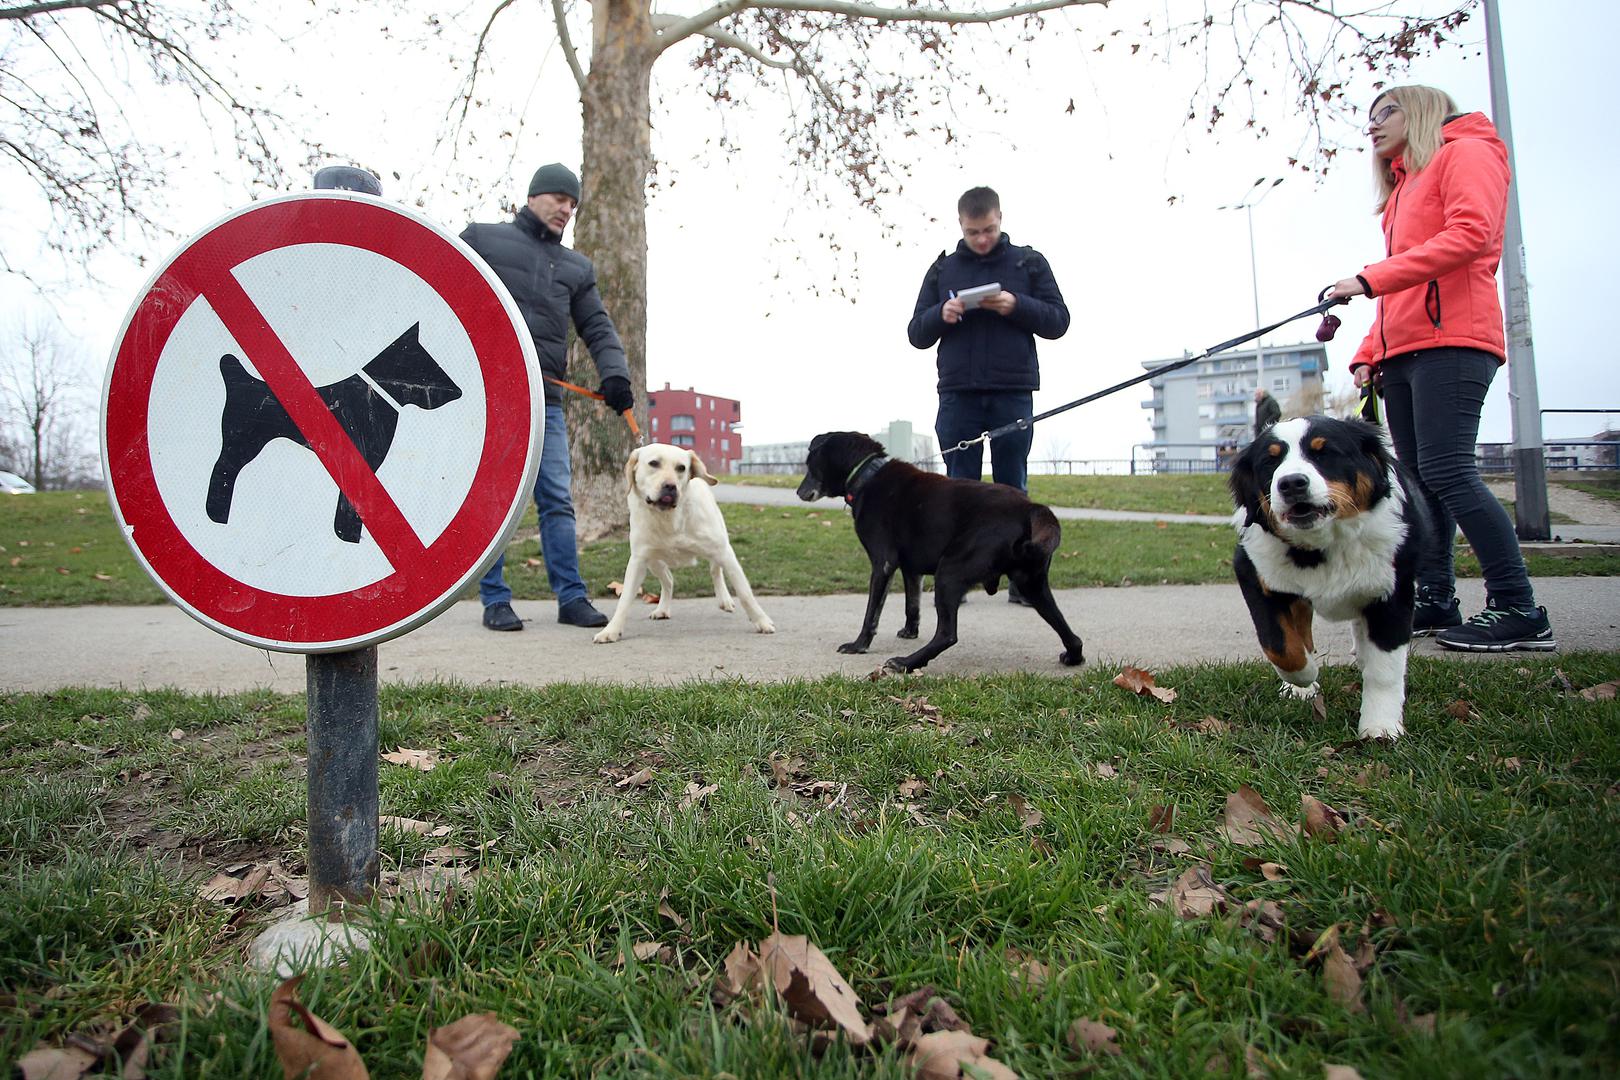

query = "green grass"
[
  {"left": 8, "top": 491, "right": 1619, "bottom": 607},
  {"left": 1551, "top": 471, "right": 1620, "bottom": 505},
  {"left": 3, "top": 657, "right": 1618, "bottom": 1075},
  {"left": 723, "top": 472, "right": 1238, "bottom": 515}
]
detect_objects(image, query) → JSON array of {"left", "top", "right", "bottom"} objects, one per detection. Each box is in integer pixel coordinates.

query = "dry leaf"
[
  {"left": 1579, "top": 680, "right": 1619, "bottom": 702},
  {"left": 874, "top": 985, "right": 970, "bottom": 1046},
  {"left": 382, "top": 747, "right": 439, "bottom": 772},
  {"left": 268, "top": 976, "right": 368, "bottom": 1080},
  {"left": 613, "top": 941, "right": 670, "bottom": 968},
  {"left": 1308, "top": 928, "right": 1365, "bottom": 1014},
  {"left": 768, "top": 752, "right": 805, "bottom": 788},
  {"left": 169, "top": 728, "right": 185, "bottom": 741},
  {"left": 1004, "top": 947, "right": 1048, "bottom": 989},
  {"left": 1067, "top": 1017, "right": 1121, "bottom": 1056},
  {"left": 1300, "top": 794, "right": 1346, "bottom": 842},
  {"left": 1114, "top": 665, "right": 1176, "bottom": 703},
  {"left": 379, "top": 816, "right": 451, "bottom": 837},
  {"left": 15, "top": 1045, "right": 98, "bottom": 1080},
  {"left": 422, "top": 1013, "right": 520, "bottom": 1080},
  {"left": 615, "top": 767, "right": 654, "bottom": 788},
  {"left": 1150, "top": 835, "right": 1193, "bottom": 856},
  {"left": 714, "top": 940, "right": 761, "bottom": 1005},
  {"left": 1154, "top": 863, "right": 1227, "bottom": 918},
  {"left": 1311, "top": 693, "right": 1328, "bottom": 724},
  {"left": 198, "top": 862, "right": 274, "bottom": 904},
  {"left": 94, "top": 573, "right": 113, "bottom": 581},
  {"left": 608, "top": 580, "right": 625, "bottom": 596},
  {"left": 1093, "top": 762, "right": 1118, "bottom": 779},
  {"left": 1324, "top": 1065, "right": 1365, "bottom": 1080},
  {"left": 910, "top": 1030, "right": 1018, "bottom": 1079},
  {"left": 678, "top": 781, "right": 718, "bottom": 810},
  {"left": 1148, "top": 804, "right": 1174, "bottom": 833},
  {"left": 1188, "top": 715, "right": 1230, "bottom": 735},
  {"left": 1007, "top": 794, "right": 1043, "bottom": 829},
  {"left": 1221, "top": 786, "right": 1292, "bottom": 846},
  {"left": 757, "top": 933, "right": 871, "bottom": 1047},
  {"left": 1444, "top": 699, "right": 1475, "bottom": 722},
  {"left": 898, "top": 777, "right": 928, "bottom": 799},
  {"left": 657, "top": 886, "right": 686, "bottom": 929},
  {"left": 1240, "top": 858, "right": 1289, "bottom": 880},
  {"left": 1238, "top": 898, "right": 1287, "bottom": 944}
]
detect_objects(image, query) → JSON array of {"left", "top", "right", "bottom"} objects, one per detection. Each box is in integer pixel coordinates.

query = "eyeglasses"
[{"left": 1367, "top": 103, "right": 1401, "bottom": 130}]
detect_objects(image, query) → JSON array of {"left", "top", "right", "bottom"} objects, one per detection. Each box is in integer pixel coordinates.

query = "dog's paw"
[
  {"left": 1059, "top": 647, "right": 1085, "bottom": 667},
  {"left": 648, "top": 610, "right": 670, "bottom": 621},
  {"left": 896, "top": 626, "right": 919, "bottom": 640},
  {"left": 1278, "top": 680, "right": 1320, "bottom": 701},
  {"left": 753, "top": 618, "right": 775, "bottom": 635},
  {"left": 882, "top": 656, "right": 914, "bottom": 673},
  {"left": 1358, "top": 715, "right": 1404, "bottom": 741},
  {"left": 837, "top": 642, "right": 869, "bottom": 655},
  {"left": 717, "top": 597, "right": 735, "bottom": 613},
  {"left": 592, "top": 628, "right": 621, "bottom": 644}
]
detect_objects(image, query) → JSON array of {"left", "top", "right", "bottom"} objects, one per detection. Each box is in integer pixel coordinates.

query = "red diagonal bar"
[{"left": 202, "top": 270, "right": 428, "bottom": 569}]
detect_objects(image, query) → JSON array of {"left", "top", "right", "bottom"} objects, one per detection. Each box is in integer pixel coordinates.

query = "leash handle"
[
  {"left": 543, "top": 375, "right": 644, "bottom": 443},
  {"left": 944, "top": 294, "right": 1349, "bottom": 455}
]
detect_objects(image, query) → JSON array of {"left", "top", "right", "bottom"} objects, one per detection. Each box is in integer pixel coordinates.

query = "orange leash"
[{"left": 544, "top": 375, "right": 643, "bottom": 441}]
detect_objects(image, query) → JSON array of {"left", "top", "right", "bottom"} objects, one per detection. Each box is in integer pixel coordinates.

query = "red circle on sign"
[{"left": 103, "top": 194, "right": 538, "bottom": 651}]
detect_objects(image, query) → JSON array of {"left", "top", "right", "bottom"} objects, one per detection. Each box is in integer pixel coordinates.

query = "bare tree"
[
  {"left": 448, "top": 0, "right": 1471, "bottom": 538},
  {"left": 0, "top": 314, "right": 94, "bottom": 489},
  {"left": 1, "top": 1, "right": 296, "bottom": 281}
]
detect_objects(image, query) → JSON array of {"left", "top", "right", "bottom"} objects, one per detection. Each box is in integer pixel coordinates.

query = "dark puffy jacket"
[
  {"left": 461, "top": 207, "right": 629, "bottom": 404},
  {"left": 906, "top": 233, "right": 1070, "bottom": 392}
]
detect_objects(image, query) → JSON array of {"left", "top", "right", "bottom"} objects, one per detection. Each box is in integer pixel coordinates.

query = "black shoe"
[
  {"left": 483, "top": 602, "right": 523, "bottom": 632},
  {"left": 1411, "top": 595, "right": 1462, "bottom": 637},
  {"left": 557, "top": 598, "right": 609, "bottom": 628},
  {"left": 1007, "top": 582, "right": 1035, "bottom": 607},
  {"left": 1436, "top": 599, "right": 1556, "bottom": 652}
]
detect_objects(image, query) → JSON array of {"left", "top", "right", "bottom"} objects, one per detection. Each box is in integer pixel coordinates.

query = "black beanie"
[{"left": 528, "top": 163, "right": 581, "bottom": 202}]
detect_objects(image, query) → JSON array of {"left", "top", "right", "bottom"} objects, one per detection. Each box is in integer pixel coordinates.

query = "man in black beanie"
[{"left": 461, "top": 163, "right": 634, "bottom": 631}]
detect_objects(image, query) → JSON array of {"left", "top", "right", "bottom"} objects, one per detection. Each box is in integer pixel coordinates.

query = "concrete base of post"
[{"left": 246, "top": 899, "right": 375, "bottom": 978}]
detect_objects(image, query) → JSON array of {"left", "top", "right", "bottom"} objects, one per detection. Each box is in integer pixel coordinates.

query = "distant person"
[
  {"left": 1325, "top": 85, "right": 1554, "bottom": 652},
  {"left": 461, "top": 162, "right": 633, "bottom": 631},
  {"left": 907, "top": 185, "right": 1071, "bottom": 604},
  {"left": 1253, "top": 387, "right": 1281, "bottom": 436}
]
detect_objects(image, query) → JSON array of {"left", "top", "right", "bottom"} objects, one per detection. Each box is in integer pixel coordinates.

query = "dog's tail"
[{"left": 1016, "top": 506, "right": 1063, "bottom": 566}]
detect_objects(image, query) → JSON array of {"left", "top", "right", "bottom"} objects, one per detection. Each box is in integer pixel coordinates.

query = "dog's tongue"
[{"left": 656, "top": 492, "right": 677, "bottom": 508}]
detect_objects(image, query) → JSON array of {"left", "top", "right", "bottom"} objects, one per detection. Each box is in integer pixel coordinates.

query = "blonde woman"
[{"left": 1325, "top": 85, "right": 1553, "bottom": 651}]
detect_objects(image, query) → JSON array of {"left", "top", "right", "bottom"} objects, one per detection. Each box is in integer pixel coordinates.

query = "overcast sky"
[{"left": 3, "top": 0, "right": 1612, "bottom": 468}]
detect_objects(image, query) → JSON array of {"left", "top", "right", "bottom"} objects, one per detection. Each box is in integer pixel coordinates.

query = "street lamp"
[{"left": 1218, "top": 177, "right": 1284, "bottom": 432}]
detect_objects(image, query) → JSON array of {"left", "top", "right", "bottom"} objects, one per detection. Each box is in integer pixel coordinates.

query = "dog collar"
[{"left": 843, "top": 453, "right": 889, "bottom": 502}]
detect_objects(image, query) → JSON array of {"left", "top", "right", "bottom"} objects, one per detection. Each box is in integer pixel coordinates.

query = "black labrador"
[{"left": 796, "top": 430, "right": 1084, "bottom": 672}]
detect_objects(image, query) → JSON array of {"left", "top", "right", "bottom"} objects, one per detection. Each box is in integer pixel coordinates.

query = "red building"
[{"left": 645, "top": 383, "right": 743, "bottom": 473}]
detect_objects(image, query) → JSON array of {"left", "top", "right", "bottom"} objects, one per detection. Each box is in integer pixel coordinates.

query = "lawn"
[
  {"left": 723, "top": 472, "right": 1237, "bottom": 516},
  {"left": 3, "top": 656, "right": 1618, "bottom": 1075},
  {"left": 6, "top": 491, "right": 1620, "bottom": 607}
]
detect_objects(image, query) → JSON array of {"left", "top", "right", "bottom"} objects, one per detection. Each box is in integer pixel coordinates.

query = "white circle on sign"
[{"left": 145, "top": 243, "right": 489, "bottom": 596}]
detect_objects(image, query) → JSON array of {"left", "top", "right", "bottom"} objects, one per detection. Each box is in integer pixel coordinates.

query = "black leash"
[{"left": 941, "top": 292, "right": 1350, "bottom": 457}]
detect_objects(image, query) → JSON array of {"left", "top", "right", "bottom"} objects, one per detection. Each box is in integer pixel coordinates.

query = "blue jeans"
[
  {"left": 1379, "top": 347, "right": 1535, "bottom": 608},
  {"left": 480, "top": 402, "right": 586, "bottom": 608},
  {"left": 936, "top": 390, "right": 1034, "bottom": 490}
]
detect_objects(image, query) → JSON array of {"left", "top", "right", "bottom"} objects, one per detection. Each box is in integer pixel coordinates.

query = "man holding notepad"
[{"left": 907, "top": 186, "right": 1071, "bottom": 567}]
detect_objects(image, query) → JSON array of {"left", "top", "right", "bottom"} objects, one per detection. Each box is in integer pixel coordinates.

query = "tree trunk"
[{"left": 566, "top": 0, "right": 655, "bottom": 542}]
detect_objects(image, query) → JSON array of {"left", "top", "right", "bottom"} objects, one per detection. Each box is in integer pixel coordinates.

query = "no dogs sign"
[{"left": 102, "top": 193, "right": 542, "bottom": 652}]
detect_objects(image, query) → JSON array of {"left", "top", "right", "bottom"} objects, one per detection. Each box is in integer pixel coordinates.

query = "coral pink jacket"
[{"left": 1351, "top": 112, "right": 1511, "bottom": 370}]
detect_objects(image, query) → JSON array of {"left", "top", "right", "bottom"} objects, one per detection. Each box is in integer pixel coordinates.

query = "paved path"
[{"left": 2, "top": 577, "right": 1614, "bottom": 694}]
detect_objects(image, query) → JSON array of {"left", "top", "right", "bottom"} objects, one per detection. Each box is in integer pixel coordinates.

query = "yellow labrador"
[{"left": 593, "top": 444, "right": 775, "bottom": 643}]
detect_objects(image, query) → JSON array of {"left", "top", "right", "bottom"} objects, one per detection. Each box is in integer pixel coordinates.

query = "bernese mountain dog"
[{"left": 1229, "top": 416, "right": 1430, "bottom": 740}]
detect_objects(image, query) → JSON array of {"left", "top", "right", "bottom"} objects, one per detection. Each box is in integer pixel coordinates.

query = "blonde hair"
[{"left": 1370, "top": 85, "right": 1461, "bottom": 211}]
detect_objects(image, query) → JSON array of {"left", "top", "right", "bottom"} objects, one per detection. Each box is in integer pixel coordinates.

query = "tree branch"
[
  {"left": 550, "top": 0, "right": 587, "bottom": 92},
  {"left": 0, "top": 0, "right": 112, "bottom": 18}
]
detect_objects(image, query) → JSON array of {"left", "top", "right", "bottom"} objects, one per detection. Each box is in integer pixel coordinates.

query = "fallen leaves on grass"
[
  {"left": 768, "top": 752, "right": 806, "bottom": 788},
  {"left": 1113, "top": 665, "right": 1177, "bottom": 704},
  {"left": 615, "top": 767, "right": 654, "bottom": 789},
  {"left": 1007, "top": 794, "right": 1043, "bottom": 829},
  {"left": 1324, "top": 1065, "right": 1365, "bottom": 1080},
  {"left": 613, "top": 941, "right": 673, "bottom": 968},
  {"left": 269, "top": 976, "right": 368, "bottom": 1080},
  {"left": 1579, "top": 680, "right": 1619, "bottom": 702},
  {"left": 716, "top": 934, "right": 871, "bottom": 1047},
  {"left": 197, "top": 860, "right": 306, "bottom": 907},
  {"left": 1220, "top": 786, "right": 1291, "bottom": 847},
  {"left": 1443, "top": 699, "right": 1478, "bottom": 722},
  {"left": 1306, "top": 927, "right": 1365, "bottom": 1014},
  {"left": 891, "top": 694, "right": 951, "bottom": 731},
  {"left": 382, "top": 747, "right": 439, "bottom": 772},
  {"left": 15, "top": 1003, "right": 178, "bottom": 1080},
  {"left": 897, "top": 777, "right": 928, "bottom": 799},
  {"left": 1148, "top": 804, "right": 1174, "bottom": 833},
  {"left": 1300, "top": 794, "right": 1347, "bottom": 841},
  {"left": 422, "top": 1014, "right": 520, "bottom": 1080},
  {"left": 379, "top": 816, "right": 451, "bottom": 837},
  {"left": 1066, "top": 1017, "right": 1121, "bottom": 1057},
  {"left": 15, "top": 1043, "right": 98, "bottom": 1079},
  {"left": 911, "top": 1030, "right": 1018, "bottom": 1079},
  {"left": 872, "top": 985, "right": 969, "bottom": 1044},
  {"left": 1151, "top": 863, "right": 1227, "bottom": 918},
  {"left": 1003, "top": 948, "right": 1048, "bottom": 990},
  {"left": 1240, "top": 858, "right": 1289, "bottom": 880},
  {"left": 678, "top": 781, "right": 719, "bottom": 810},
  {"left": 1237, "top": 898, "right": 1287, "bottom": 944}
]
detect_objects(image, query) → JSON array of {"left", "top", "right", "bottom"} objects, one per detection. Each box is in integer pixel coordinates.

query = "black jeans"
[
  {"left": 936, "top": 390, "right": 1034, "bottom": 489},
  {"left": 1378, "top": 347, "right": 1535, "bottom": 608}
]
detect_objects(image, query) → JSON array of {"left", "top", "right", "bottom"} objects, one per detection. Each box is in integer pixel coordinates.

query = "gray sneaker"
[
  {"left": 1411, "top": 595, "right": 1462, "bottom": 637},
  {"left": 1436, "top": 599, "right": 1556, "bottom": 652}
]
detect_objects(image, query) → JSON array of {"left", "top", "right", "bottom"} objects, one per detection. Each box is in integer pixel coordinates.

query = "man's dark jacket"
[
  {"left": 1254, "top": 392, "right": 1282, "bottom": 435},
  {"left": 461, "top": 207, "right": 629, "bottom": 405},
  {"left": 907, "top": 233, "right": 1070, "bottom": 393}
]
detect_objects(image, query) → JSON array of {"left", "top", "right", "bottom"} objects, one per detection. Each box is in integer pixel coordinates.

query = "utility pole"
[
  {"left": 1483, "top": 0, "right": 1550, "bottom": 539},
  {"left": 1220, "top": 178, "right": 1284, "bottom": 425}
]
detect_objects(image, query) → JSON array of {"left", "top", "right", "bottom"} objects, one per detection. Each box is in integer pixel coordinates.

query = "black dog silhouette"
[{"left": 205, "top": 323, "right": 462, "bottom": 543}]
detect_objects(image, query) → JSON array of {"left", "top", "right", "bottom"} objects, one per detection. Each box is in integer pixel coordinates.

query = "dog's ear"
[
  {"left": 689, "top": 452, "right": 718, "bottom": 486},
  {"left": 1229, "top": 443, "right": 1263, "bottom": 527},
  {"left": 1352, "top": 418, "right": 1394, "bottom": 501},
  {"left": 624, "top": 449, "right": 641, "bottom": 493}
]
